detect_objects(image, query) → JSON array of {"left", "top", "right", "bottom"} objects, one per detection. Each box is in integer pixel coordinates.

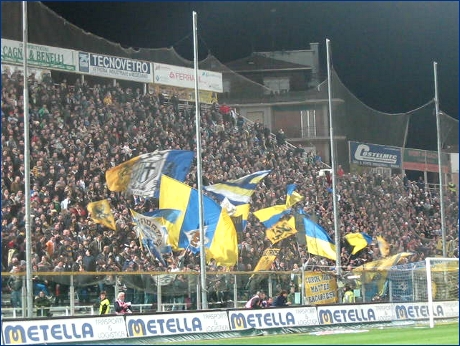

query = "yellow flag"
[
  {"left": 253, "top": 248, "right": 280, "bottom": 272},
  {"left": 105, "top": 156, "right": 140, "bottom": 192},
  {"left": 87, "top": 200, "right": 116, "bottom": 231},
  {"left": 206, "top": 208, "right": 239, "bottom": 267},
  {"left": 376, "top": 236, "right": 390, "bottom": 257},
  {"left": 353, "top": 252, "right": 413, "bottom": 295},
  {"left": 265, "top": 216, "right": 298, "bottom": 244},
  {"left": 159, "top": 175, "right": 192, "bottom": 249}
]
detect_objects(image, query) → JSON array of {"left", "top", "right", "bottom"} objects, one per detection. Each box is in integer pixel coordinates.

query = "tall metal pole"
[
  {"left": 22, "top": 1, "right": 34, "bottom": 318},
  {"left": 326, "top": 39, "right": 341, "bottom": 277},
  {"left": 193, "top": 11, "right": 208, "bottom": 309},
  {"left": 433, "top": 62, "right": 447, "bottom": 257}
]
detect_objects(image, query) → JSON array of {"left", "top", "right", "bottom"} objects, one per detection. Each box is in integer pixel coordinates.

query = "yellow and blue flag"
[
  {"left": 253, "top": 204, "right": 291, "bottom": 228},
  {"left": 286, "top": 184, "right": 304, "bottom": 208},
  {"left": 345, "top": 232, "right": 373, "bottom": 255},
  {"left": 302, "top": 217, "right": 337, "bottom": 261},
  {"left": 87, "top": 199, "right": 116, "bottom": 230},
  {"left": 106, "top": 150, "right": 194, "bottom": 198},
  {"left": 265, "top": 216, "right": 298, "bottom": 244},
  {"left": 159, "top": 175, "right": 238, "bottom": 266},
  {"left": 204, "top": 170, "right": 271, "bottom": 205}
]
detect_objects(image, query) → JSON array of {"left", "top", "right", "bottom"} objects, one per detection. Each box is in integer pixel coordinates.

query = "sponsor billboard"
[
  {"left": 153, "top": 62, "right": 223, "bottom": 93},
  {"left": 78, "top": 51, "right": 153, "bottom": 83},
  {"left": 393, "top": 301, "right": 459, "bottom": 320},
  {"left": 125, "top": 311, "right": 229, "bottom": 337},
  {"left": 228, "top": 307, "right": 318, "bottom": 330},
  {"left": 317, "top": 303, "right": 393, "bottom": 325},
  {"left": 1, "top": 39, "right": 77, "bottom": 72},
  {"left": 403, "top": 148, "right": 450, "bottom": 173},
  {"left": 2, "top": 316, "right": 126, "bottom": 345},
  {"left": 349, "top": 141, "right": 402, "bottom": 169}
]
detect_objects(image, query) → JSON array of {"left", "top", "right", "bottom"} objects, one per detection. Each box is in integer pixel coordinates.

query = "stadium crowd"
[{"left": 1, "top": 69, "right": 458, "bottom": 309}]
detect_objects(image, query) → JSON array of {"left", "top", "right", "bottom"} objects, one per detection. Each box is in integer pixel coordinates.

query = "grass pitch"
[{"left": 167, "top": 322, "right": 459, "bottom": 345}]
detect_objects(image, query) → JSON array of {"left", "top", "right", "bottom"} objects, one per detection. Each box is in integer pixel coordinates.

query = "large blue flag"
[
  {"left": 159, "top": 175, "right": 238, "bottom": 266},
  {"left": 204, "top": 170, "right": 271, "bottom": 205}
]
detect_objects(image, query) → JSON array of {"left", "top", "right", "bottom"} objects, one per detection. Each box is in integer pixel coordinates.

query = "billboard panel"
[
  {"left": 349, "top": 141, "right": 402, "bottom": 169},
  {"left": 1, "top": 39, "right": 77, "bottom": 71},
  {"left": 78, "top": 51, "right": 153, "bottom": 83},
  {"left": 154, "top": 62, "right": 223, "bottom": 93}
]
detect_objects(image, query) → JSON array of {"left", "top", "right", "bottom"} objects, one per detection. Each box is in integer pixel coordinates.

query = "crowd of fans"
[{"left": 2, "top": 69, "right": 458, "bottom": 310}]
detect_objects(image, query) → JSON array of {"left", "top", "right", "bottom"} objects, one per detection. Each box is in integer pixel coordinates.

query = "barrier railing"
[{"left": 2, "top": 264, "right": 457, "bottom": 319}]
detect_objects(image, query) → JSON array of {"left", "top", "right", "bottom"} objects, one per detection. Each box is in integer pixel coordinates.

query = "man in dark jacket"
[
  {"left": 35, "top": 290, "right": 53, "bottom": 317},
  {"left": 272, "top": 290, "right": 291, "bottom": 307}
]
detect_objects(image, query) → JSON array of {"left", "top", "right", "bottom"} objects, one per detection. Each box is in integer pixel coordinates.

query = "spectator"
[
  {"left": 261, "top": 296, "right": 273, "bottom": 308},
  {"left": 96, "top": 290, "right": 111, "bottom": 315},
  {"left": 35, "top": 290, "right": 53, "bottom": 317},
  {"left": 114, "top": 291, "right": 132, "bottom": 315},
  {"left": 272, "top": 289, "right": 290, "bottom": 307},
  {"left": 245, "top": 291, "right": 265, "bottom": 309},
  {"left": 275, "top": 129, "right": 286, "bottom": 146},
  {"left": 8, "top": 265, "right": 23, "bottom": 309},
  {"left": 342, "top": 285, "right": 355, "bottom": 303}
]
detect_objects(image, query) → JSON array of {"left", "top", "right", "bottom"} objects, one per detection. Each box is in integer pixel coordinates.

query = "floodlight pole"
[
  {"left": 433, "top": 62, "right": 447, "bottom": 257},
  {"left": 22, "top": 1, "right": 34, "bottom": 319},
  {"left": 326, "top": 39, "right": 342, "bottom": 278},
  {"left": 193, "top": 11, "right": 208, "bottom": 309}
]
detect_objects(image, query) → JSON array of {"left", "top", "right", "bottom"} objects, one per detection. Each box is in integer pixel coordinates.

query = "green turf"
[{"left": 165, "top": 323, "right": 459, "bottom": 345}]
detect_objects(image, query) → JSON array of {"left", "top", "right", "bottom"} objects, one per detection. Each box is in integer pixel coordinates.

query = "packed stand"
[{"left": 1, "top": 70, "right": 458, "bottom": 308}]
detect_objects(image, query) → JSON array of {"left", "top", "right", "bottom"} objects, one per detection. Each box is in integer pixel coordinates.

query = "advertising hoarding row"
[
  {"left": 1, "top": 39, "right": 222, "bottom": 91},
  {"left": 2, "top": 301, "right": 458, "bottom": 344}
]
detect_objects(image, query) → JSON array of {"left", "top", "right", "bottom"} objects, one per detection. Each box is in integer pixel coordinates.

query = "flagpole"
[
  {"left": 326, "top": 39, "right": 342, "bottom": 278},
  {"left": 22, "top": 1, "right": 34, "bottom": 318},
  {"left": 433, "top": 62, "right": 447, "bottom": 256},
  {"left": 193, "top": 11, "right": 208, "bottom": 309}
]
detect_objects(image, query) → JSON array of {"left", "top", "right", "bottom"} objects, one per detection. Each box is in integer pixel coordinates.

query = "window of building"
[{"left": 263, "top": 77, "right": 290, "bottom": 95}]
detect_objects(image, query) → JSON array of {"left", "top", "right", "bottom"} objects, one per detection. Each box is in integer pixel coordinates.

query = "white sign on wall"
[
  {"left": 154, "top": 62, "right": 222, "bottom": 93},
  {"left": 1, "top": 39, "right": 77, "bottom": 71}
]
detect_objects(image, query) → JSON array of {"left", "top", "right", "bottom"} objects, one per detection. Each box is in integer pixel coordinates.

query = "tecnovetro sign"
[
  {"left": 349, "top": 141, "right": 402, "bottom": 169},
  {"left": 78, "top": 51, "right": 153, "bottom": 83}
]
